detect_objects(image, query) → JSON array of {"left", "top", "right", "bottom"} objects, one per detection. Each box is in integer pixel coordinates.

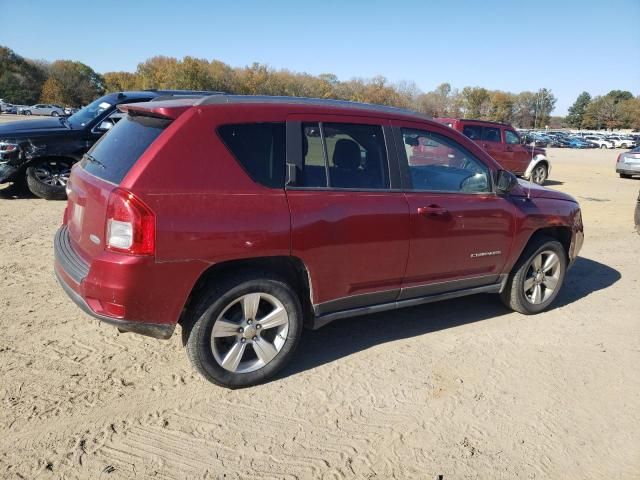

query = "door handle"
[{"left": 418, "top": 205, "right": 448, "bottom": 216}]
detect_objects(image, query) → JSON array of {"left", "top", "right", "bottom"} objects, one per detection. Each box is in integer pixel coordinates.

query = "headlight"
[{"left": 0, "top": 141, "right": 18, "bottom": 152}]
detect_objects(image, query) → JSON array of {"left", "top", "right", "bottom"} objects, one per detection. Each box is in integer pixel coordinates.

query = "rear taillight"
[
  {"left": 105, "top": 188, "right": 155, "bottom": 255},
  {"left": 616, "top": 154, "right": 622, "bottom": 163}
]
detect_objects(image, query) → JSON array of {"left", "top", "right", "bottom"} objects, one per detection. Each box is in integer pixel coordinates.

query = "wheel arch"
[
  {"left": 179, "top": 256, "right": 315, "bottom": 328},
  {"left": 526, "top": 226, "right": 572, "bottom": 262}
]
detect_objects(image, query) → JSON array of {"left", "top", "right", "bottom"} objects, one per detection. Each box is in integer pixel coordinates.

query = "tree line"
[
  {"left": 566, "top": 90, "right": 639, "bottom": 130},
  {"left": 1, "top": 45, "right": 638, "bottom": 129}
]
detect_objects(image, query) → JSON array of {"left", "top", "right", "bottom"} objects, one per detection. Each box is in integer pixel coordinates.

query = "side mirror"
[
  {"left": 96, "top": 120, "right": 113, "bottom": 132},
  {"left": 496, "top": 170, "right": 518, "bottom": 194}
]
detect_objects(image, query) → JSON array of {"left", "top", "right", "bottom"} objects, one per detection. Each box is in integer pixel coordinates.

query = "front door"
[
  {"left": 285, "top": 115, "right": 410, "bottom": 314},
  {"left": 503, "top": 128, "right": 530, "bottom": 175},
  {"left": 394, "top": 122, "right": 515, "bottom": 299}
]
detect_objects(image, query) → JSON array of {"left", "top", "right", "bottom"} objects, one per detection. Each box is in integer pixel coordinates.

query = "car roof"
[
  {"left": 102, "top": 90, "right": 225, "bottom": 105},
  {"left": 120, "top": 94, "right": 435, "bottom": 122},
  {"left": 436, "top": 117, "right": 512, "bottom": 128}
]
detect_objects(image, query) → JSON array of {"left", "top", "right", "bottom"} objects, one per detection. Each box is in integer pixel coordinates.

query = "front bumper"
[{"left": 53, "top": 225, "right": 175, "bottom": 339}]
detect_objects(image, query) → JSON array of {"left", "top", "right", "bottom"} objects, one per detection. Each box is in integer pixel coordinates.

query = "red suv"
[
  {"left": 54, "top": 96, "right": 583, "bottom": 388},
  {"left": 435, "top": 118, "right": 550, "bottom": 185}
]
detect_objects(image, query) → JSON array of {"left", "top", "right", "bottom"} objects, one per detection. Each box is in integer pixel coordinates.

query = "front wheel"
[
  {"left": 182, "top": 273, "right": 303, "bottom": 388},
  {"left": 51, "top": 111, "right": 59, "bottom": 117},
  {"left": 26, "top": 159, "right": 72, "bottom": 200},
  {"left": 530, "top": 164, "right": 548, "bottom": 185},
  {"left": 24, "top": 110, "right": 31, "bottom": 116},
  {"left": 500, "top": 236, "right": 567, "bottom": 314}
]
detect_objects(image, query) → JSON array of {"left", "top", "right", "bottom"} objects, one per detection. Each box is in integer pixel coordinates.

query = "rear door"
[
  {"left": 285, "top": 115, "right": 410, "bottom": 314},
  {"left": 393, "top": 121, "right": 515, "bottom": 297},
  {"left": 503, "top": 128, "right": 529, "bottom": 174}
]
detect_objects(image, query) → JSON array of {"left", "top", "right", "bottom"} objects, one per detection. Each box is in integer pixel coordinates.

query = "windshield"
[{"left": 68, "top": 97, "right": 113, "bottom": 127}]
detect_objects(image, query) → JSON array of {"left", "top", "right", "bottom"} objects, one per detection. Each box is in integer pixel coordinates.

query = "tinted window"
[
  {"left": 462, "top": 125, "right": 482, "bottom": 140},
  {"left": 481, "top": 127, "right": 501, "bottom": 142},
  {"left": 505, "top": 130, "right": 520, "bottom": 145},
  {"left": 218, "top": 123, "right": 286, "bottom": 188},
  {"left": 401, "top": 128, "right": 490, "bottom": 193},
  {"left": 82, "top": 114, "right": 171, "bottom": 184},
  {"left": 300, "top": 122, "right": 389, "bottom": 189},
  {"left": 302, "top": 123, "right": 327, "bottom": 187}
]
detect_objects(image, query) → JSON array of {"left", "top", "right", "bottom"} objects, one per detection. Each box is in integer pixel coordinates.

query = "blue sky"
[{"left": 1, "top": 0, "right": 639, "bottom": 114}]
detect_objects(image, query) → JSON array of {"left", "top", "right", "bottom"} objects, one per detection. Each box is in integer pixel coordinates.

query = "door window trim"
[
  {"left": 285, "top": 118, "right": 401, "bottom": 191},
  {"left": 392, "top": 125, "right": 496, "bottom": 195}
]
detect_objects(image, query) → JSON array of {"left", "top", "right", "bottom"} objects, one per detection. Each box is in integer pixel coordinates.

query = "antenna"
[{"left": 527, "top": 90, "right": 541, "bottom": 200}]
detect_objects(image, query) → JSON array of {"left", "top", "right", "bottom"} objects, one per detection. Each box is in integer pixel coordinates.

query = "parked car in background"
[
  {"left": 54, "top": 95, "right": 584, "bottom": 388},
  {"left": 567, "top": 137, "right": 594, "bottom": 149},
  {"left": 0, "top": 90, "right": 222, "bottom": 199},
  {"left": 616, "top": 146, "right": 640, "bottom": 179},
  {"left": 64, "top": 107, "right": 80, "bottom": 116},
  {"left": 436, "top": 118, "right": 550, "bottom": 184},
  {"left": 607, "top": 136, "right": 636, "bottom": 149},
  {"left": 20, "top": 104, "right": 66, "bottom": 116},
  {"left": 1, "top": 103, "right": 18, "bottom": 114},
  {"left": 584, "top": 135, "right": 614, "bottom": 149},
  {"left": 635, "top": 190, "right": 640, "bottom": 234}
]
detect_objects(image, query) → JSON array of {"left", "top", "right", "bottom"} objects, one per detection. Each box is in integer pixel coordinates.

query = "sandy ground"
[{"left": 0, "top": 127, "right": 639, "bottom": 479}]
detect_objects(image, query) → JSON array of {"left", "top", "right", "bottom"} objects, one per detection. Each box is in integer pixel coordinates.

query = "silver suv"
[{"left": 21, "top": 104, "right": 66, "bottom": 116}]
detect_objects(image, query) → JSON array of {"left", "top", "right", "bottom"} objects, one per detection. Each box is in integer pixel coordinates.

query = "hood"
[
  {"left": 0, "top": 118, "right": 74, "bottom": 137},
  {"left": 511, "top": 179, "right": 577, "bottom": 203}
]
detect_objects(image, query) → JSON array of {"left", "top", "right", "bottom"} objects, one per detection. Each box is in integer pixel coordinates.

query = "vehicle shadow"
[
  {"left": 279, "top": 257, "right": 619, "bottom": 380},
  {"left": 0, "top": 182, "right": 36, "bottom": 199},
  {"left": 543, "top": 179, "right": 564, "bottom": 186}
]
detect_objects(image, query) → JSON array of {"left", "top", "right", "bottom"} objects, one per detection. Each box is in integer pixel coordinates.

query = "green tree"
[
  {"left": 566, "top": 91, "right": 591, "bottom": 127},
  {"left": 582, "top": 96, "right": 621, "bottom": 130},
  {"left": 103, "top": 71, "right": 141, "bottom": 92},
  {"left": 44, "top": 60, "right": 104, "bottom": 106},
  {"left": 461, "top": 87, "right": 490, "bottom": 118},
  {"left": 0, "top": 46, "right": 48, "bottom": 104}
]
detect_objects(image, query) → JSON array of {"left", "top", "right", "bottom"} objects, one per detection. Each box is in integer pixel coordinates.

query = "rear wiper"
[{"left": 83, "top": 153, "right": 106, "bottom": 169}]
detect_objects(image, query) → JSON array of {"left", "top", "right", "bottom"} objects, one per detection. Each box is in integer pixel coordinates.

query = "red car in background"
[{"left": 435, "top": 118, "right": 550, "bottom": 184}]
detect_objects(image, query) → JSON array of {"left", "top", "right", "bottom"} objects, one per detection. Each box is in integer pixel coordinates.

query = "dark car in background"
[{"left": 0, "top": 90, "right": 222, "bottom": 199}]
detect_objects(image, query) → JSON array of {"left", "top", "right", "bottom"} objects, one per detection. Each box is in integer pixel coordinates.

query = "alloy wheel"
[
  {"left": 523, "top": 250, "right": 561, "bottom": 304},
  {"left": 210, "top": 292, "right": 289, "bottom": 373},
  {"left": 33, "top": 161, "right": 71, "bottom": 187},
  {"left": 532, "top": 165, "right": 547, "bottom": 184}
]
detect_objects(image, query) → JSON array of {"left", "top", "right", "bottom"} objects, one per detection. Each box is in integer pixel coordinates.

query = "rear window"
[
  {"left": 82, "top": 114, "right": 170, "bottom": 184},
  {"left": 218, "top": 123, "right": 286, "bottom": 188}
]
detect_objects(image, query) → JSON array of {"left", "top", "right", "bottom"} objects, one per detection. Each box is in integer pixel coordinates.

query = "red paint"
[{"left": 55, "top": 98, "right": 583, "bottom": 333}]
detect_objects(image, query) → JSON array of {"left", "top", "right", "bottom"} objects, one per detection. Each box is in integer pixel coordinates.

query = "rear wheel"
[
  {"left": 500, "top": 236, "right": 567, "bottom": 314},
  {"left": 24, "top": 110, "right": 31, "bottom": 116},
  {"left": 51, "top": 111, "right": 59, "bottom": 117},
  {"left": 182, "top": 273, "right": 303, "bottom": 388},
  {"left": 530, "top": 164, "right": 548, "bottom": 185},
  {"left": 26, "top": 158, "right": 71, "bottom": 200}
]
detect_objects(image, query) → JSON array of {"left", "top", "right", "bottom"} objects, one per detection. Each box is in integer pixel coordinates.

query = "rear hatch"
[{"left": 66, "top": 114, "right": 172, "bottom": 261}]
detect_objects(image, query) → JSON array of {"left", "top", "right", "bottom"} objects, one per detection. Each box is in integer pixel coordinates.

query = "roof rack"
[{"left": 197, "top": 95, "right": 431, "bottom": 120}]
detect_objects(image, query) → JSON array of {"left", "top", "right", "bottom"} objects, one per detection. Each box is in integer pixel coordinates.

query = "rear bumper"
[
  {"left": 616, "top": 163, "right": 640, "bottom": 175},
  {"left": 54, "top": 225, "right": 176, "bottom": 340}
]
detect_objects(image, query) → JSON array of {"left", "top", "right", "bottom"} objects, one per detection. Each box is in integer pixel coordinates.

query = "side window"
[
  {"left": 462, "top": 125, "right": 482, "bottom": 141},
  {"left": 300, "top": 122, "right": 389, "bottom": 190},
  {"left": 481, "top": 126, "right": 501, "bottom": 143},
  {"left": 401, "top": 128, "right": 491, "bottom": 193},
  {"left": 302, "top": 123, "right": 327, "bottom": 187},
  {"left": 218, "top": 123, "right": 286, "bottom": 188},
  {"left": 505, "top": 129, "right": 520, "bottom": 145}
]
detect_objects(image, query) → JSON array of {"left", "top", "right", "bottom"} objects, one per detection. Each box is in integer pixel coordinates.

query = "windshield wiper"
[{"left": 83, "top": 153, "right": 106, "bottom": 169}]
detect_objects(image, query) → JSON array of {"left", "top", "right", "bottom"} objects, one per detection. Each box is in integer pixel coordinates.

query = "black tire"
[
  {"left": 530, "top": 164, "right": 548, "bottom": 185},
  {"left": 24, "top": 110, "right": 31, "bottom": 115},
  {"left": 182, "top": 272, "right": 303, "bottom": 388},
  {"left": 25, "top": 159, "right": 71, "bottom": 200},
  {"left": 51, "top": 111, "right": 59, "bottom": 117},
  {"left": 500, "top": 236, "right": 567, "bottom": 315},
  {"left": 619, "top": 173, "right": 631, "bottom": 179}
]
